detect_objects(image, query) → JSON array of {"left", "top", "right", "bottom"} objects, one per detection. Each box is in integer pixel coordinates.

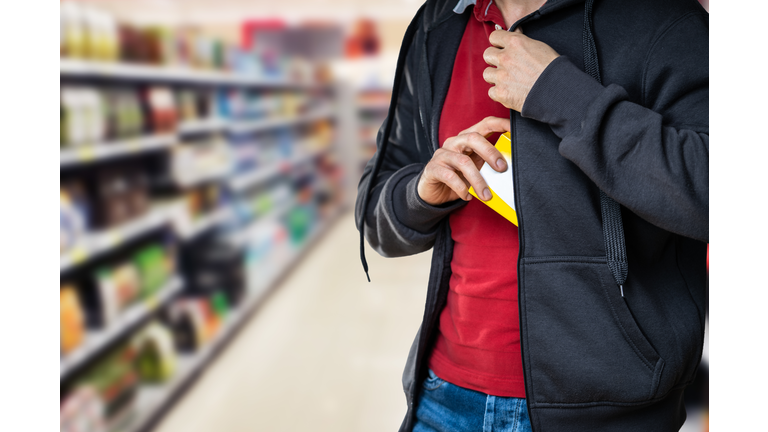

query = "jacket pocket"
[{"left": 521, "top": 259, "right": 665, "bottom": 404}]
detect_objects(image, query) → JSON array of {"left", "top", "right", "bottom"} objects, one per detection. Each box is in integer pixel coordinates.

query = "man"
[{"left": 356, "top": 0, "right": 708, "bottom": 431}]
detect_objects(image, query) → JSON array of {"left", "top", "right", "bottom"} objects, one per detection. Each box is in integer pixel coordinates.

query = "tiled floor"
[{"left": 155, "top": 210, "right": 708, "bottom": 432}]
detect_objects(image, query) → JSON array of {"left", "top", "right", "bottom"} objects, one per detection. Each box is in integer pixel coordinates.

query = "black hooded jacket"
[{"left": 356, "top": 0, "right": 708, "bottom": 430}]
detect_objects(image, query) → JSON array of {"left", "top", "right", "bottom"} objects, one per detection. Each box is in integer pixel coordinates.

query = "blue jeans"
[{"left": 413, "top": 370, "right": 532, "bottom": 432}]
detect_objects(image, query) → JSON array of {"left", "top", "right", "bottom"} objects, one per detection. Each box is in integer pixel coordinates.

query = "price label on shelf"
[
  {"left": 145, "top": 294, "right": 160, "bottom": 312},
  {"left": 70, "top": 247, "right": 88, "bottom": 264},
  {"left": 77, "top": 146, "right": 96, "bottom": 162},
  {"left": 103, "top": 231, "right": 123, "bottom": 249},
  {"left": 128, "top": 138, "right": 144, "bottom": 153}
]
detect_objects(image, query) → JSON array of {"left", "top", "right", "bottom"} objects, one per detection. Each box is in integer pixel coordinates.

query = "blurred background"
[{"left": 59, "top": 1, "right": 708, "bottom": 431}]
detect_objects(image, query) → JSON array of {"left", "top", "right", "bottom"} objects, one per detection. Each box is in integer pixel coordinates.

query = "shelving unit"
[
  {"left": 60, "top": 207, "right": 170, "bottom": 274},
  {"left": 60, "top": 134, "right": 177, "bottom": 168},
  {"left": 228, "top": 146, "right": 332, "bottom": 192},
  {"left": 124, "top": 208, "right": 343, "bottom": 432},
  {"left": 60, "top": 276, "right": 184, "bottom": 380},
  {"left": 60, "top": 59, "right": 321, "bottom": 89},
  {"left": 176, "top": 207, "right": 233, "bottom": 241},
  {"left": 226, "top": 103, "right": 336, "bottom": 135},
  {"left": 61, "top": 26, "right": 348, "bottom": 430}
]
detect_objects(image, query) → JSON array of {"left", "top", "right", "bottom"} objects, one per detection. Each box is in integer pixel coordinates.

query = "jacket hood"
[{"left": 423, "top": 0, "right": 586, "bottom": 31}]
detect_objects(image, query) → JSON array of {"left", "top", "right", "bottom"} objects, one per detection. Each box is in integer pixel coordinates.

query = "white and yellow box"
[{"left": 468, "top": 132, "right": 518, "bottom": 225}]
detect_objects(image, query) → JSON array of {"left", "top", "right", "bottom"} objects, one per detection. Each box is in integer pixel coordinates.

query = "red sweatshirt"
[{"left": 427, "top": 0, "right": 526, "bottom": 398}]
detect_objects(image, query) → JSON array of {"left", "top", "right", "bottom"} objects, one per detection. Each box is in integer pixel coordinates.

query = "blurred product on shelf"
[
  {"left": 344, "top": 19, "right": 382, "bottom": 58},
  {"left": 61, "top": 85, "right": 179, "bottom": 148},
  {"left": 92, "top": 165, "right": 150, "bottom": 229},
  {"left": 61, "top": 286, "right": 87, "bottom": 355},
  {"left": 92, "top": 263, "right": 141, "bottom": 327},
  {"left": 170, "top": 137, "right": 232, "bottom": 187},
  {"left": 77, "top": 241, "right": 176, "bottom": 327},
  {"left": 61, "top": 2, "right": 119, "bottom": 61},
  {"left": 60, "top": 385, "right": 106, "bottom": 432},
  {"left": 133, "top": 321, "right": 178, "bottom": 383},
  {"left": 66, "top": 345, "right": 141, "bottom": 431},
  {"left": 185, "top": 184, "right": 222, "bottom": 219},
  {"left": 61, "top": 183, "right": 89, "bottom": 253},
  {"left": 144, "top": 86, "right": 179, "bottom": 133},
  {"left": 181, "top": 235, "right": 247, "bottom": 308},
  {"left": 61, "top": 87, "right": 105, "bottom": 147},
  {"left": 178, "top": 89, "right": 216, "bottom": 124},
  {"left": 164, "top": 299, "right": 209, "bottom": 352},
  {"left": 61, "top": 2, "right": 337, "bottom": 86}
]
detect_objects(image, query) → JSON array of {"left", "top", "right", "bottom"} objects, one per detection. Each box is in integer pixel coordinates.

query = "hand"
[
  {"left": 483, "top": 28, "right": 560, "bottom": 112},
  {"left": 418, "top": 117, "right": 511, "bottom": 206}
]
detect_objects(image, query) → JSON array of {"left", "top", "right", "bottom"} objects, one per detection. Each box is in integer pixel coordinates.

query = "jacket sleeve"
[
  {"left": 521, "top": 12, "right": 709, "bottom": 243},
  {"left": 355, "top": 36, "right": 466, "bottom": 258}
]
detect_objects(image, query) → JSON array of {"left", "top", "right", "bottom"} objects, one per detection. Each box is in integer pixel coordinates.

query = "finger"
[
  {"left": 483, "top": 66, "right": 498, "bottom": 85},
  {"left": 483, "top": 46, "right": 501, "bottom": 67},
  {"left": 426, "top": 163, "right": 472, "bottom": 201},
  {"left": 461, "top": 116, "right": 511, "bottom": 138},
  {"left": 514, "top": 26, "right": 524, "bottom": 35},
  {"left": 445, "top": 132, "right": 508, "bottom": 173},
  {"left": 488, "top": 29, "right": 509, "bottom": 48},
  {"left": 439, "top": 151, "right": 493, "bottom": 201}
]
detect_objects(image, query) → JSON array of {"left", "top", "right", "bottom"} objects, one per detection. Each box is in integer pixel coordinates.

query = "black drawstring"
[
  {"left": 359, "top": 5, "right": 425, "bottom": 282},
  {"left": 582, "top": 0, "right": 629, "bottom": 294}
]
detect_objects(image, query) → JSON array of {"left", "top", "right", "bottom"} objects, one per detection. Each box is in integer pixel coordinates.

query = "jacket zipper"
[{"left": 508, "top": 10, "right": 542, "bottom": 431}]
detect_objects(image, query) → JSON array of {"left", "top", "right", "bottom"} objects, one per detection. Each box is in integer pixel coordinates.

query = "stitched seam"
[
  {"left": 640, "top": 11, "right": 709, "bottom": 107},
  {"left": 531, "top": 382, "right": 689, "bottom": 409},
  {"left": 597, "top": 269, "right": 656, "bottom": 371}
]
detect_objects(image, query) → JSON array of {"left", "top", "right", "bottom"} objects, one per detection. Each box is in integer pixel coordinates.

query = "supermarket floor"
[
  {"left": 155, "top": 209, "right": 432, "bottom": 432},
  {"left": 154, "top": 209, "right": 707, "bottom": 432}
]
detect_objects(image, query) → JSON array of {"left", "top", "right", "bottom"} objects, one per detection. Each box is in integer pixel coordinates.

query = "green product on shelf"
[
  {"left": 74, "top": 346, "right": 139, "bottom": 425},
  {"left": 133, "top": 245, "right": 167, "bottom": 297},
  {"left": 133, "top": 322, "right": 177, "bottom": 383},
  {"left": 210, "top": 292, "right": 230, "bottom": 320},
  {"left": 254, "top": 194, "right": 273, "bottom": 217},
  {"left": 286, "top": 207, "right": 312, "bottom": 244}
]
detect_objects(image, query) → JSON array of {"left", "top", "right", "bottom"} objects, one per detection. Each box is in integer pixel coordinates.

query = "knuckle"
[
  {"left": 441, "top": 170, "right": 456, "bottom": 182},
  {"left": 457, "top": 154, "right": 473, "bottom": 166}
]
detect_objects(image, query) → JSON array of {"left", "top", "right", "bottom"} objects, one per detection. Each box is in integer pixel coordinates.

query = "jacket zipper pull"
[{"left": 620, "top": 285, "right": 625, "bottom": 298}]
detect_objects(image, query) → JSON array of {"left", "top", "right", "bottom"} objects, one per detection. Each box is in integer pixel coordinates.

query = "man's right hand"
[{"left": 418, "top": 116, "right": 511, "bottom": 206}]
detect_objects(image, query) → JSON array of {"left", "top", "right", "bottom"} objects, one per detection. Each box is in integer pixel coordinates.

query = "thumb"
[{"left": 514, "top": 26, "right": 524, "bottom": 35}]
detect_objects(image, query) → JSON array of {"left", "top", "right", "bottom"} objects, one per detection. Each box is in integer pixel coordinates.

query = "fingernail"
[
  {"left": 483, "top": 188, "right": 492, "bottom": 201},
  {"left": 496, "top": 158, "right": 507, "bottom": 171}
]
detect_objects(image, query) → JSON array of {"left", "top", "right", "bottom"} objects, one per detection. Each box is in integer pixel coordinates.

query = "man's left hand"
[{"left": 483, "top": 29, "right": 560, "bottom": 112}]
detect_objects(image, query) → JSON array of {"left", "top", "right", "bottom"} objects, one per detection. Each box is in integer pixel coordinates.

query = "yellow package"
[{"left": 468, "top": 132, "right": 518, "bottom": 225}]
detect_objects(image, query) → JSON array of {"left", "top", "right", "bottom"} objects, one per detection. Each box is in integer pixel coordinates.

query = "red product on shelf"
[{"left": 143, "top": 86, "right": 178, "bottom": 133}]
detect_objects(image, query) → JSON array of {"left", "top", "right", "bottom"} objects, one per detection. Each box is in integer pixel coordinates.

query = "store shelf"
[
  {"left": 60, "top": 59, "right": 321, "bottom": 89},
  {"left": 174, "top": 166, "right": 232, "bottom": 189},
  {"left": 357, "top": 101, "right": 391, "bottom": 111},
  {"left": 60, "top": 134, "right": 177, "bottom": 168},
  {"left": 60, "top": 207, "right": 169, "bottom": 274},
  {"left": 178, "top": 207, "right": 232, "bottom": 240},
  {"left": 228, "top": 199, "right": 297, "bottom": 248},
  {"left": 226, "top": 103, "right": 336, "bottom": 135},
  {"left": 60, "top": 276, "right": 184, "bottom": 380},
  {"left": 124, "top": 208, "right": 344, "bottom": 432},
  {"left": 229, "top": 146, "right": 332, "bottom": 192},
  {"left": 177, "top": 118, "right": 227, "bottom": 135}
]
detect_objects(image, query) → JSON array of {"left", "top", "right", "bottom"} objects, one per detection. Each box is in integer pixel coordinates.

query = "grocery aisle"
[{"left": 154, "top": 210, "right": 432, "bottom": 432}]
